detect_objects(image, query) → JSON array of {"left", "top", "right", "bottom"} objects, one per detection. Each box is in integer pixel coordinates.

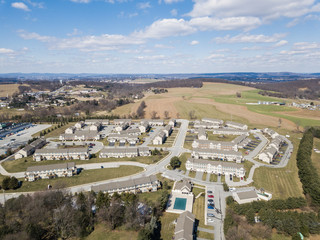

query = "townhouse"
[
  {"left": 202, "top": 118, "right": 224, "bottom": 125},
  {"left": 186, "top": 158, "right": 245, "bottom": 178},
  {"left": 59, "top": 130, "right": 100, "bottom": 141},
  {"left": 138, "top": 121, "right": 150, "bottom": 133},
  {"left": 168, "top": 119, "right": 176, "bottom": 127},
  {"left": 174, "top": 211, "right": 196, "bottom": 240},
  {"left": 15, "top": 138, "right": 47, "bottom": 159},
  {"left": 263, "top": 128, "right": 279, "bottom": 139},
  {"left": 197, "top": 127, "right": 207, "bottom": 140},
  {"left": 75, "top": 121, "right": 85, "bottom": 129},
  {"left": 114, "top": 119, "right": 131, "bottom": 125},
  {"left": 25, "top": 162, "right": 76, "bottom": 181},
  {"left": 119, "top": 128, "right": 141, "bottom": 136},
  {"left": 141, "top": 119, "right": 164, "bottom": 126},
  {"left": 194, "top": 120, "right": 220, "bottom": 129},
  {"left": 212, "top": 128, "right": 249, "bottom": 136},
  {"left": 85, "top": 119, "right": 109, "bottom": 126},
  {"left": 153, "top": 131, "right": 166, "bottom": 145},
  {"left": 225, "top": 121, "right": 248, "bottom": 130},
  {"left": 99, "top": 147, "right": 150, "bottom": 158},
  {"left": 33, "top": 147, "right": 90, "bottom": 161},
  {"left": 65, "top": 126, "right": 76, "bottom": 134},
  {"left": 91, "top": 175, "right": 160, "bottom": 194},
  {"left": 115, "top": 122, "right": 129, "bottom": 132},
  {"left": 107, "top": 134, "right": 139, "bottom": 144},
  {"left": 258, "top": 135, "right": 283, "bottom": 163},
  {"left": 88, "top": 122, "right": 102, "bottom": 131},
  {"left": 163, "top": 124, "right": 173, "bottom": 137},
  {"left": 192, "top": 139, "right": 238, "bottom": 151},
  {"left": 232, "top": 134, "right": 251, "bottom": 148},
  {"left": 172, "top": 179, "right": 193, "bottom": 195},
  {"left": 192, "top": 148, "right": 243, "bottom": 163}
]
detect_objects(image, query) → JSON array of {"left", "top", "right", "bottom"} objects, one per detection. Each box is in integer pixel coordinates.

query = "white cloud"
[
  {"left": 11, "top": 2, "right": 30, "bottom": 11},
  {"left": 188, "top": 0, "right": 320, "bottom": 21},
  {"left": 18, "top": 30, "right": 54, "bottom": 42},
  {"left": 164, "top": 0, "right": 183, "bottom": 4},
  {"left": 207, "top": 53, "right": 224, "bottom": 59},
  {"left": 189, "top": 16, "right": 261, "bottom": 31},
  {"left": 215, "top": 33, "right": 286, "bottom": 43},
  {"left": 138, "top": 2, "right": 151, "bottom": 9},
  {"left": 67, "top": 28, "right": 82, "bottom": 36},
  {"left": 170, "top": 9, "right": 177, "bottom": 16},
  {"left": 274, "top": 40, "right": 288, "bottom": 47},
  {"left": 190, "top": 40, "right": 199, "bottom": 45},
  {"left": 136, "top": 55, "right": 166, "bottom": 60},
  {"left": 0, "top": 48, "right": 14, "bottom": 54},
  {"left": 154, "top": 44, "right": 173, "bottom": 49},
  {"left": 133, "top": 18, "right": 196, "bottom": 39}
]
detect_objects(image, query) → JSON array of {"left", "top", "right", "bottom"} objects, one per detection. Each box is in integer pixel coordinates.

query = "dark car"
[
  {"left": 207, "top": 213, "right": 214, "bottom": 217},
  {"left": 207, "top": 190, "right": 212, "bottom": 194}
]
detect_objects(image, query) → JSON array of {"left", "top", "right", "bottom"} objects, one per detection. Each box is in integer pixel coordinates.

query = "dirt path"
[{"left": 188, "top": 98, "right": 296, "bottom": 130}]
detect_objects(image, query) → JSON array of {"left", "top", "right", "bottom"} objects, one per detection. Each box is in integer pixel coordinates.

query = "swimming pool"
[{"left": 173, "top": 197, "right": 187, "bottom": 210}]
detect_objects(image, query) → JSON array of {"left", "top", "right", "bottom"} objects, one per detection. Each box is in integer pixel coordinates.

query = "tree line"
[
  {"left": 0, "top": 187, "right": 170, "bottom": 240},
  {"left": 296, "top": 127, "right": 320, "bottom": 206}
]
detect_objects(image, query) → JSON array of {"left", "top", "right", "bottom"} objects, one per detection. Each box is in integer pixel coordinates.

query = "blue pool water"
[{"left": 173, "top": 197, "right": 187, "bottom": 210}]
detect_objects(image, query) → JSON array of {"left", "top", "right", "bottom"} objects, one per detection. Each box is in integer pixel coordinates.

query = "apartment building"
[
  {"left": 192, "top": 139, "right": 238, "bottom": 151},
  {"left": 15, "top": 138, "right": 47, "bottom": 159},
  {"left": 33, "top": 148, "right": 90, "bottom": 161},
  {"left": 225, "top": 121, "right": 248, "bottom": 130},
  {"left": 99, "top": 147, "right": 150, "bottom": 158},
  {"left": 174, "top": 211, "right": 196, "bottom": 240},
  {"left": 202, "top": 118, "right": 224, "bottom": 125},
  {"left": 212, "top": 128, "right": 249, "bottom": 136},
  {"left": 191, "top": 148, "right": 243, "bottom": 163}
]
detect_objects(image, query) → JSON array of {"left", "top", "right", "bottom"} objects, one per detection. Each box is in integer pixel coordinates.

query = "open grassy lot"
[
  {"left": 244, "top": 160, "right": 254, "bottom": 179},
  {"left": 160, "top": 212, "right": 179, "bottom": 240},
  {"left": 207, "top": 132, "right": 237, "bottom": 142},
  {"left": 198, "top": 231, "right": 214, "bottom": 240},
  {"left": 210, "top": 174, "right": 217, "bottom": 182},
  {"left": 7, "top": 165, "right": 143, "bottom": 193},
  {"left": 85, "top": 224, "right": 138, "bottom": 240},
  {"left": 2, "top": 152, "right": 168, "bottom": 173},
  {"left": 311, "top": 137, "right": 320, "bottom": 175},
  {"left": 253, "top": 130, "right": 304, "bottom": 199},
  {"left": 202, "top": 172, "right": 207, "bottom": 181},
  {"left": 0, "top": 84, "right": 21, "bottom": 97},
  {"left": 188, "top": 171, "right": 196, "bottom": 178},
  {"left": 177, "top": 152, "right": 191, "bottom": 172},
  {"left": 192, "top": 194, "right": 213, "bottom": 230}
]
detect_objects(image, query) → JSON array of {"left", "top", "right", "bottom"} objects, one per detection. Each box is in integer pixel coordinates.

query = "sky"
[{"left": 0, "top": 0, "right": 320, "bottom": 74}]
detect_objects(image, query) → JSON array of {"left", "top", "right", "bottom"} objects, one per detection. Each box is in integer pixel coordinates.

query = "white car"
[{"left": 208, "top": 218, "right": 214, "bottom": 223}]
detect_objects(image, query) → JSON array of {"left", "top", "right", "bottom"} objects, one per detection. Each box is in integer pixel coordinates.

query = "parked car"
[
  {"left": 208, "top": 218, "right": 214, "bottom": 223},
  {"left": 208, "top": 205, "right": 214, "bottom": 209},
  {"left": 208, "top": 195, "right": 214, "bottom": 198},
  {"left": 207, "top": 190, "right": 212, "bottom": 194},
  {"left": 207, "top": 213, "right": 214, "bottom": 217}
]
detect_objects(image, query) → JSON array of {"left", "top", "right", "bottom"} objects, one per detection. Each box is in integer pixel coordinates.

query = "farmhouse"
[
  {"left": 91, "top": 175, "right": 160, "bottom": 194},
  {"left": 192, "top": 139, "right": 238, "bottom": 151},
  {"left": 191, "top": 148, "right": 243, "bottom": 163},
  {"left": 33, "top": 148, "right": 90, "bottom": 161},
  {"left": 174, "top": 211, "right": 196, "bottom": 240},
  {"left": 233, "top": 190, "right": 259, "bottom": 204},
  {"left": 202, "top": 118, "right": 223, "bottom": 125},
  {"left": 186, "top": 158, "right": 245, "bottom": 178},
  {"left": 225, "top": 121, "right": 248, "bottom": 130},
  {"left": 212, "top": 128, "right": 249, "bottom": 136},
  {"left": 15, "top": 138, "right": 47, "bottom": 159},
  {"left": 25, "top": 162, "right": 76, "bottom": 182},
  {"left": 99, "top": 147, "right": 150, "bottom": 158}
]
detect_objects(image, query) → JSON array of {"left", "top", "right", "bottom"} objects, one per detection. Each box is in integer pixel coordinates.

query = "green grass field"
[
  {"left": 253, "top": 130, "right": 304, "bottom": 199},
  {"left": 160, "top": 212, "right": 179, "bottom": 240},
  {"left": 85, "top": 224, "right": 138, "bottom": 240},
  {"left": 6, "top": 166, "right": 143, "bottom": 193},
  {"left": 192, "top": 194, "right": 213, "bottom": 230},
  {"left": 2, "top": 152, "right": 168, "bottom": 173}
]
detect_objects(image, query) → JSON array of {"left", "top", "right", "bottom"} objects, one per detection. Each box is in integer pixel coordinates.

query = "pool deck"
[{"left": 166, "top": 192, "right": 194, "bottom": 214}]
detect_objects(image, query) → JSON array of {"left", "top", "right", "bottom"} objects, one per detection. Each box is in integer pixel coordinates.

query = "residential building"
[
  {"left": 197, "top": 127, "right": 207, "bottom": 140},
  {"left": 202, "top": 118, "right": 224, "bottom": 125},
  {"left": 174, "top": 211, "right": 196, "bottom": 240},
  {"left": 25, "top": 162, "right": 76, "bottom": 181},
  {"left": 192, "top": 139, "right": 238, "bottom": 151},
  {"left": 263, "top": 128, "right": 279, "bottom": 139},
  {"left": 34, "top": 148, "right": 90, "bottom": 161},
  {"left": 194, "top": 120, "right": 219, "bottom": 129},
  {"left": 153, "top": 131, "right": 166, "bottom": 145},
  {"left": 258, "top": 146, "right": 278, "bottom": 163},
  {"left": 89, "top": 122, "right": 102, "bottom": 131},
  {"left": 138, "top": 121, "right": 150, "bottom": 133},
  {"left": 91, "top": 175, "right": 160, "bottom": 194},
  {"left": 75, "top": 121, "right": 85, "bottom": 129},
  {"left": 15, "top": 138, "right": 46, "bottom": 159},
  {"left": 120, "top": 128, "right": 141, "bottom": 136},
  {"left": 168, "top": 119, "right": 176, "bottom": 127},
  {"left": 85, "top": 119, "right": 109, "bottom": 126},
  {"left": 59, "top": 130, "right": 100, "bottom": 141},
  {"left": 65, "top": 126, "right": 76, "bottom": 134},
  {"left": 107, "top": 134, "right": 139, "bottom": 143},
  {"left": 191, "top": 148, "right": 243, "bottom": 163},
  {"left": 186, "top": 158, "right": 245, "bottom": 178},
  {"left": 233, "top": 190, "right": 259, "bottom": 204},
  {"left": 114, "top": 119, "right": 131, "bottom": 125},
  {"left": 115, "top": 122, "right": 129, "bottom": 132},
  {"left": 163, "top": 125, "right": 173, "bottom": 137},
  {"left": 172, "top": 179, "right": 193, "bottom": 195},
  {"left": 212, "top": 128, "right": 249, "bottom": 136},
  {"left": 142, "top": 119, "right": 164, "bottom": 126},
  {"left": 232, "top": 134, "right": 251, "bottom": 148},
  {"left": 99, "top": 147, "right": 150, "bottom": 158},
  {"left": 225, "top": 121, "right": 248, "bottom": 130}
]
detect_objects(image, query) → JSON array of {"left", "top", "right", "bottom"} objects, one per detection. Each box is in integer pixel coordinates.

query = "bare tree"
[
  {"left": 176, "top": 112, "right": 180, "bottom": 119},
  {"left": 164, "top": 111, "right": 170, "bottom": 119},
  {"left": 236, "top": 92, "right": 241, "bottom": 98},
  {"left": 150, "top": 111, "right": 158, "bottom": 119},
  {"left": 188, "top": 110, "right": 196, "bottom": 120},
  {"left": 278, "top": 118, "right": 282, "bottom": 128}
]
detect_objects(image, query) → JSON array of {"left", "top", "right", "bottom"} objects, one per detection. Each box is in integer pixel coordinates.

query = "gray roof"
[
  {"left": 74, "top": 130, "right": 99, "bottom": 138},
  {"left": 91, "top": 175, "right": 158, "bottom": 192},
  {"left": 26, "top": 162, "right": 76, "bottom": 173},
  {"left": 100, "top": 147, "right": 138, "bottom": 154},
  {"left": 174, "top": 211, "right": 195, "bottom": 240},
  {"left": 30, "top": 138, "right": 46, "bottom": 147},
  {"left": 164, "top": 125, "right": 172, "bottom": 131},
  {"left": 193, "top": 148, "right": 242, "bottom": 156},
  {"left": 193, "top": 140, "right": 237, "bottom": 147},
  {"left": 226, "top": 121, "right": 247, "bottom": 128},
  {"left": 232, "top": 134, "right": 247, "bottom": 144},
  {"left": 213, "top": 128, "right": 248, "bottom": 134},
  {"left": 202, "top": 118, "right": 223, "bottom": 123},
  {"left": 174, "top": 179, "right": 192, "bottom": 192},
  {"left": 236, "top": 190, "right": 258, "bottom": 200},
  {"left": 187, "top": 158, "right": 244, "bottom": 169},
  {"left": 138, "top": 147, "right": 150, "bottom": 153},
  {"left": 120, "top": 128, "right": 141, "bottom": 135},
  {"left": 35, "top": 148, "right": 88, "bottom": 154}
]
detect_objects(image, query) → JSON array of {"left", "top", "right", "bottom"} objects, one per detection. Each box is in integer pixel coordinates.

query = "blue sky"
[{"left": 1, "top": 0, "right": 320, "bottom": 73}]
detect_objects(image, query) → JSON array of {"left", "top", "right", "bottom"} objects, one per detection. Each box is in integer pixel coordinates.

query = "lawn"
[
  {"left": 189, "top": 171, "right": 196, "bottom": 178},
  {"left": 244, "top": 160, "right": 254, "bottom": 178},
  {"left": 198, "top": 231, "right": 214, "bottom": 240},
  {"left": 311, "top": 137, "right": 320, "bottom": 175},
  {"left": 7, "top": 166, "right": 143, "bottom": 193},
  {"left": 202, "top": 172, "right": 207, "bottom": 181},
  {"left": 2, "top": 152, "right": 168, "bottom": 173},
  {"left": 177, "top": 152, "right": 191, "bottom": 172},
  {"left": 192, "top": 185, "right": 205, "bottom": 197},
  {"left": 85, "top": 224, "right": 138, "bottom": 240},
  {"left": 210, "top": 174, "right": 217, "bottom": 182},
  {"left": 207, "top": 132, "right": 237, "bottom": 142},
  {"left": 253, "top": 130, "right": 304, "bottom": 199},
  {"left": 160, "top": 212, "right": 179, "bottom": 240},
  {"left": 192, "top": 195, "right": 213, "bottom": 230},
  {"left": 32, "top": 123, "right": 71, "bottom": 138}
]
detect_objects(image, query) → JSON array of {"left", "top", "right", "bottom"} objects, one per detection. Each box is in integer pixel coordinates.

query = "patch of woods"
[
  {"left": 224, "top": 196, "right": 320, "bottom": 240},
  {"left": 296, "top": 127, "right": 320, "bottom": 206},
  {"left": 0, "top": 186, "right": 170, "bottom": 240}
]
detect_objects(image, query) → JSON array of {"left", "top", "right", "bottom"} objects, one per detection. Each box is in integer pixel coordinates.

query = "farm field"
[{"left": 0, "top": 84, "right": 21, "bottom": 97}]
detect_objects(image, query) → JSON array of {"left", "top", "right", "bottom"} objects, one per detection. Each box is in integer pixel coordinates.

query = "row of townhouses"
[
  {"left": 225, "top": 121, "right": 248, "bottom": 130},
  {"left": 197, "top": 127, "right": 207, "bottom": 140},
  {"left": 192, "top": 148, "right": 243, "bottom": 163},
  {"left": 192, "top": 139, "right": 238, "bottom": 151},
  {"left": 91, "top": 175, "right": 160, "bottom": 194},
  {"left": 33, "top": 148, "right": 90, "bottom": 161},
  {"left": 258, "top": 135, "right": 284, "bottom": 163},
  {"left": 15, "top": 138, "right": 47, "bottom": 159},
  {"left": 25, "top": 162, "right": 77, "bottom": 181},
  {"left": 212, "top": 128, "right": 249, "bottom": 135},
  {"left": 153, "top": 124, "right": 173, "bottom": 145},
  {"left": 186, "top": 158, "right": 246, "bottom": 178},
  {"left": 99, "top": 147, "right": 150, "bottom": 158},
  {"left": 263, "top": 128, "right": 279, "bottom": 139},
  {"left": 60, "top": 130, "right": 101, "bottom": 141},
  {"left": 107, "top": 134, "right": 139, "bottom": 144},
  {"left": 174, "top": 211, "right": 196, "bottom": 240}
]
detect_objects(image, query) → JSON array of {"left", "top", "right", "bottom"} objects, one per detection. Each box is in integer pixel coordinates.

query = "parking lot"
[{"left": 0, "top": 124, "right": 51, "bottom": 155}]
